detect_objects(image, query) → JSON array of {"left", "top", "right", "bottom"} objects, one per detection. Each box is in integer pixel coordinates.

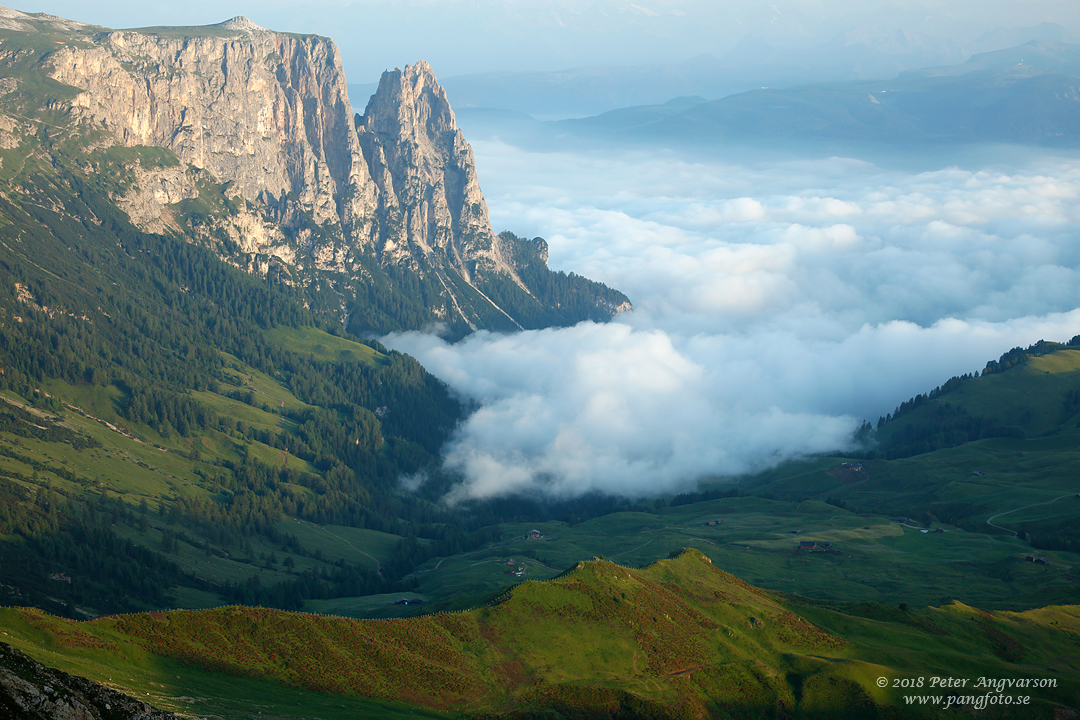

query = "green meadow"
[
  {"left": 262, "top": 325, "right": 386, "bottom": 367},
  {"left": 375, "top": 496, "right": 1078, "bottom": 619},
  {"left": 0, "top": 324, "right": 420, "bottom": 614}
]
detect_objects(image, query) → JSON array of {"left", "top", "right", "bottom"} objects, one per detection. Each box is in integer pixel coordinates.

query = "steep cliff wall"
[
  {"left": 358, "top": 62, "right": 510, "bottom": 277},
  {"left": 0, "top": 8, "right": 629, "bottom": 334},
  {"left": 46, "top": 19, "right": 377, "bottom": 259}
]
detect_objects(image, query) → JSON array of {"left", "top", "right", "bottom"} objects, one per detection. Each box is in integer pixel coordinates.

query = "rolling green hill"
[
  {"left": 873, "top": 339, "right": 1080, "bottom": 457},
  {"left": 733, "top": 340, "right": 1080, "bottom": 571},
  {"left": 2, "top": 549, "right": 1077, "bottom": 718}
]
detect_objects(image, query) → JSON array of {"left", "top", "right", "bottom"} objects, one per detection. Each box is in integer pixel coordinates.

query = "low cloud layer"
[{"left": 384, "top": 143, "right": 1080, "bottom": 501}]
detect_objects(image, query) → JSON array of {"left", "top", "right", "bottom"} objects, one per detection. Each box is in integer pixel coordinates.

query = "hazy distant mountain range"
[
  {"left": 448, "top": 38, "right": 1080, "bottom": 151},
  {"left": 350, "top": 21, "right": 1080, "bottom": 119}
]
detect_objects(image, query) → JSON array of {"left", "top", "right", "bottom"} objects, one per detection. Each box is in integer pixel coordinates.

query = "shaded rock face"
[{"left": 0, "top": 641, "right": 181, "bottom": 720}]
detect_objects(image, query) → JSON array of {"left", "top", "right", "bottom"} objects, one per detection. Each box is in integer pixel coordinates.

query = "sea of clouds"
[{"left": 383, "top": 142, "right": 1080, "bottom": 502}]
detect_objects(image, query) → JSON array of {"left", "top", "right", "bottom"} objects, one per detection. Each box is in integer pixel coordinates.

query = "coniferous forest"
[{"left": 0, "top": 104, "right": 499, "bottom": 615}]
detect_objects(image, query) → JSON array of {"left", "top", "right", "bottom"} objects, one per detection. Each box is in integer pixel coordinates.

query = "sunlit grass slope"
[
  {"left": 877, "top": 344, "right": 1080, "bottom": 445},
  {"left": 262, "top": 325, "right": 386, "bottom": 366},
  {"left": 4, "top": 549, "right": 1078, "bottom": 719},
  {"left": 390, "top": 496, "right": 1078, "bottom": 617}
]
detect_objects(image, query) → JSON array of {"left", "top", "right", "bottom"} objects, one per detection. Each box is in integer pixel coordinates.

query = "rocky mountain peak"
[
  {"left": 9, "top": 12, "right": 628, "bottom": 334},
  {"left": 215, "top": 16, "right": 265, "bottom": 32},
  {"left": 0, "top": 5, "right": 30, "bottom": 20},
  {"left": 361, "top": 60, "right": 456, "bottom": 142},
  {"left": 357, "top": 60, "right": 498, "bottom": 285},
  {"left": 0, "top": 4, "right": 89, "bottom": 31}
]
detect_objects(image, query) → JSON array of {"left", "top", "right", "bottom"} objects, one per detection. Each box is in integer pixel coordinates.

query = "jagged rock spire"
[{"left": 357, "top": 61, "right": 496, "bottom": 278}]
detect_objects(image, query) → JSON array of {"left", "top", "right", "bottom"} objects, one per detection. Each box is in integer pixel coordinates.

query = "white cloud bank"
[{"left": 383, "top": 144, "right": 1080, "bottom": 501}]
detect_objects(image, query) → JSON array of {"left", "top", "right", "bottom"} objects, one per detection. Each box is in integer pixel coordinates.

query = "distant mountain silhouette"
[{"left": 556, "top": 40, "right": 1080, "bottom": 149}]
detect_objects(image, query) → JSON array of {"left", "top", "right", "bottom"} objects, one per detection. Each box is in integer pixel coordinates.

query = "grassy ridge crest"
[{"left": 2, "top": 549, "right": 1078, "bottom": 718}]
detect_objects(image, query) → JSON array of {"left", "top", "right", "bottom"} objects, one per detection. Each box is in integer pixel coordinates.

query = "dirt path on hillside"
[
  {"left": 294, "top": 519, "right": 383, "bottom": 579},
  {"left": 403, "top": 557, "right": 449, "bottom": 579},
  {"left": 986, "top": 494, "right": 1076, "bottom": 536},
  {"left": 986, "top": 494, "right": 1080, "bottom": 578},
  {"left": 609, "top": 539, "right": 654, "bottom": 560}
]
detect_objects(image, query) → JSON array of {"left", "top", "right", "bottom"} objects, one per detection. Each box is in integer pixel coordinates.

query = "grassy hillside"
[
  {"left": 725, "top": 341, "right": 1080, "bottom": 599},
  {"left": 2, "top": 549, "right": 1077, "bottom": 718},
  {"left": 873, "top": 340, "right": 1080, "bottom": 456},
  {"left": 0, "top": 47, "right": 495, "bottom": 617},
  {"left": 360, "top": 492, "right": 1078, "bottom": 618}
]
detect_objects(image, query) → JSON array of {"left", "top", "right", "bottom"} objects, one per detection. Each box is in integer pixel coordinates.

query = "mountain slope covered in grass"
[
  {"left": 872, "top": 338, "right": 1080, "bottom": 458},
  {"left": 2, "top": 549, "right": 1077, "bottom": 719},
  {"left": 737, "top": 339, "right": 1080, "bottom": 567}
]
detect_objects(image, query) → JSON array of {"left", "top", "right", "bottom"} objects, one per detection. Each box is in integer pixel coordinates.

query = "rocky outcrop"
[
  {"left": 46, "top": 22, "right": 377, "bottom": 253},
  {"left": 114, "top": 165, "right": 196, "bottom": 234},
  {"left": 0, "top": 641, "right": 181, "bottom": 720},
  {"left": 2, "top": 8, "right": 629, "bottom": 334},
  {"left": 0, "top": 5, "right": 88, "bottom": 33},
  {"left": 358, "top": 62, "right": 513, "bottom": 279}
]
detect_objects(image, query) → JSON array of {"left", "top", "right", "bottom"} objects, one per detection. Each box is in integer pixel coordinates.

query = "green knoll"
[
  {"left": 738, "top": 340, "right": 1080, "bottom": 563},
  {"left": 2, "top": 549, "right": 1077, "bottom": 718}
]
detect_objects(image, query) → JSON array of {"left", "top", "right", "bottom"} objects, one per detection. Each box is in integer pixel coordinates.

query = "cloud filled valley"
[{"left": 384, "top": 143, "right": 1080, "bottom": 502}]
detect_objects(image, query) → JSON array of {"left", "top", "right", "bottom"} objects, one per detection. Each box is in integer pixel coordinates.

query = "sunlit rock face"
[
  {"left": 47, "top": 21, "right": 376, "bottom": 256},
  {"left": 30, "top": 15, "right": 625, "bottom": 331},
  {"left": 357, "top": 61, "right": 511, "bottom": 278}
]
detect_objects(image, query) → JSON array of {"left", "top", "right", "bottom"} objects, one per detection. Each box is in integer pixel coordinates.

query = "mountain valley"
[{"left": 0, "top": 4, "right": 1077, "bottom": 719}]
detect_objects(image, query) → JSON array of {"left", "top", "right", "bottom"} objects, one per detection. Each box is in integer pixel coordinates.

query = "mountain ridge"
[
  {"left": 2, "top": 548, "right": 1077, "bottom": 718},
  {"left": 455, "top": 38, "right": 1080, "bottom": 153},
  {"left": 0, "top": 5, "right": 628, "bottom": 336}
]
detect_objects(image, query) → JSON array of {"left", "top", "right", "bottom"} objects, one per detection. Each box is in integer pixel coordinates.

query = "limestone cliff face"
[
  {"left": 358, "top": 62, "right": 513, "bottom": 281},
  {"left": 40, "top": 24, "right": 521, "bottom": 300},
  {"left": 2, "top": 9, "right": 629, "bottom": 333},
  {"left": 46, "top": 19, "right": 377, "bottom": 259}
]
